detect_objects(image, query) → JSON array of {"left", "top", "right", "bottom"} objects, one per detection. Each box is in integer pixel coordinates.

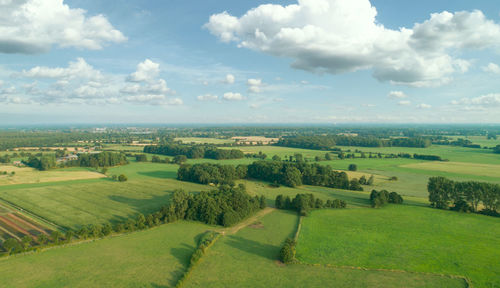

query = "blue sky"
[{"left": 0, "top": 0, "right": 499, "bottom": 124}]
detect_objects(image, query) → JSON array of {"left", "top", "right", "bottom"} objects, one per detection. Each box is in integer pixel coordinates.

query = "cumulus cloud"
[
  {"left": 452, "top": 93, "right": 500, "bottom": 108},
  {"left": 388, "top": 91, "right": 408, "bottom": 99},
  {"left": 197, "top": 94, "right": 218, "bottom": 101},
  {"left": 7, "top": 58, "right": 181, "bottom": 106},
  {"left": 398, "top": 100, "right": 411, "bottom": 106},
  {"left": 0, "top": 0, "right": 126, "bottom": 54},
  {"left": 205, "top": 1, "right": 500, "bottom": 87},
  {"left": 223, "top": 92, "right": 245, "bottom": 101},
  {"left": 483, "top": 63, "right": 500, "bottom": 74},
  {"left": 417, "top": 103, "right": 432, "bottom": 109},
  {"left": 247, "top": 78, "right": 263, "bottom": 93},
  {"left": 224, "top": 74, "right": 235, "bottom": 84}
]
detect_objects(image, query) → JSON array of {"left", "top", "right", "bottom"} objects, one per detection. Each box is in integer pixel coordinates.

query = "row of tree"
[
  {"left": 494, "top": 145, "right": 500, "bottom": 154},
  {"left": 24, "top": 152, "right": 128, "bottom": 170},
  {"left": 275, "top": 193, "right": 346, "bottom": 215},
  {"left": 276, "top": 135, "right": 431, "bottom": 149},
  {"left": 369, "top": 190, "right": 404, "bottom": 208},
  {"left": 177, "top": 161, "right": 365, "bottom": 191},
  {"left": 144, "top": 144, "right": 244, "bottom": 160},
  {"left": 428, "top": 177, "right": 499, "bottom": 215}
]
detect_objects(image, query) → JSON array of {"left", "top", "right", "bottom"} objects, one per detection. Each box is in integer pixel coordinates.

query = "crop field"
[
  {"left": 0, "top": 165, "right": 105, "bottom": 186},
  {"left": 296, "top": 205, "right": 500, "bottom": 288},
  {"left": 185, "top": 210, "right": 464, "bottom": 288},
  {"left": 0, "top": 203, "right": 52, "bottom": 244},
  {"left": 0, "top": 221, "right": 210, "bottom": 287},
  {"left": 175, "top": 137, "right": 235, "bottom": 144},
  {"left": 0, "top": 162, "right": 207, "bottom": 229}
]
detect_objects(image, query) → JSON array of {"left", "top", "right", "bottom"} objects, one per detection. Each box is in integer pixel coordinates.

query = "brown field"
[
  {"left": 232, "top": 136, "right": 279, "bottom": 145},
  {"left": 0, "top": 202, "right": 52, "bottom": 243},
  {"left": 0, "top": 165, "right": 105, "bottom": 186}
]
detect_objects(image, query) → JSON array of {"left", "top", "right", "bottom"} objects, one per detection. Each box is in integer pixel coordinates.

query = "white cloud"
[
  {"left": 223, "top": 92, "right": 245, "bottom": 101},
  {"left": 127, "top": 59, "right": 160, "bottom": 82},
  {"left": 247, "top": 78, "right": 263, "bottom": 93},
  {"left": 417, "top": 103, "right": 432, "bottom": 109},
  {"left": 398, "top": 100, "right": 411, "bottom": 106},
  {"left": 9, "top": 58, "right": 181, "bottom": 106},
  {"left": 224, "top": 74, "right": 235, "bottom": 84},
  {"left": 388, "top": 91, "right": 408, "bottom": 99},
  {"left": 206, "top": 1, "right": 500, "bottom": 87},
  {"left": 197, "top": 94, "right": 218, "bottom": 101},
  {"left": 482, "top": 63, "right": 500, "bottom": 74},
  {"left": 452, "top": 93, "right": 500, "bottom": 108},
  {"left": 0, "top": 0, "right": 126, "bottom": 54}
]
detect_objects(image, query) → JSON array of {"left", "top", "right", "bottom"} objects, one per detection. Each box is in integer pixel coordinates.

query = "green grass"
[
  {"left": 185, "top": 210, "right": 464, "bottom": 288},
  {"left": 0, "top": 162, "right": 207, "bottom": 229},
  {"left": 0, "top": 221, "right": 210, "bottom": 287},
  {"left": 297, "top": 205, "right": 500, "bottom": 288}
]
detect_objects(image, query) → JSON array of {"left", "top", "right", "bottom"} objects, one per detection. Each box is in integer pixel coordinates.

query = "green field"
[
  {"left": 185, "top": 210, "right": 465, "bottom": 288},
  {"left": 0, "top": 221, "right": 210, "bottom": 287},
  {"left": 296, "top": 205, "right": 500, "bottom": 288},
  {"left": 0, "top": 162, "right": 207, "bottom": 229}
]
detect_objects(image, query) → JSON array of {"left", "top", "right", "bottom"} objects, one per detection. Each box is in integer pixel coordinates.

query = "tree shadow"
[
  {"left": 225, "top": 235, "right": 279, "bottom": 261},
  {"left": 169, "top": 243, "right": 197, "bottom": 287},
  {"left": 137, "top": 170, "right": 177, "bottom": 179}
]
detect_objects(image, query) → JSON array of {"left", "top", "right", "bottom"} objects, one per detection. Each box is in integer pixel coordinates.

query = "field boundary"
[{"left": 0, "top": 199, "right": 64, "bottom": 232}]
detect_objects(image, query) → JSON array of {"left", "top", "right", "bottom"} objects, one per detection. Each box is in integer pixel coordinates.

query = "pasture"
[
  {"left": 296, "top": 205, "right": 500, "bottom": 288},
  {"left": 184, "top": 210, "right": 464, "bottom": 288},
  {"left": 0, "top": 221, "right": 210, "bottom": 287}
]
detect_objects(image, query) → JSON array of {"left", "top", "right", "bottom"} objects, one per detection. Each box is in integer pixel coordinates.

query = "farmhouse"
[
  {"left": 57, "top": 154, "right": 79, "bottom": 163},
  {"left": 12, "top": 161, "right": 25, "bottom": 167}
]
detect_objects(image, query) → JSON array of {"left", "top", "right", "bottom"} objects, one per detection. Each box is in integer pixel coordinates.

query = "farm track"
[{"left": 221, "top": 207, "right": 276, "bottom": 235}]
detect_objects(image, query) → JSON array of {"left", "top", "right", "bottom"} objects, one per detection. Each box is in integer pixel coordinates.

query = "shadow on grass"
[
  {"left": 137, "top": 170, "right": 177, "bottom": 179},
  {"left": 225, "top": 235, "right": 279, "bottom": 261}
]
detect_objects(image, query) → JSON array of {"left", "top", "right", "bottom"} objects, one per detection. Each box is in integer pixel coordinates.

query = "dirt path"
[
  {"left": 8, "top": 213, "right": 49, "bottom": 236},
  {"left": 220, "top": 207, "right": 276, "bottom": 235}
]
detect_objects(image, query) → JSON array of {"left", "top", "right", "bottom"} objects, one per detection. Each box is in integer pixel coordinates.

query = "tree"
[
  {"left": 135, "top": 154, "right": 148, "bottom": 162},
  {"left": 51, "top": 230, "right": 62, "bottom": 244},
  {"left": 281, "top": 166, "right": 302, "bottom": 187},
  {"left": 259, "top": 195, "right": 267, "bottom": 209},
  {"left": 494, "top": 145, "right": 500, "bottom": 154},
  {"left": 173, "top": 155, "right": 187, "bottom": 164},
  {"left": 279, "top": 238, "right": 296, "bottom": 264},
  {"left": 2, "top": 238, "right": 22, "bottom": 254},
  {"left": 22, "top": 235, "right": 32, "bottom": 249},
  {"left": 428, "top": 177, "right": 454, "bottom": 209},
  {"left": 348, "top": 164, "right": 357, "bottom": 171},
  {"left": 118, "top": 174, "right": 128, "bottom": 182},
  {"left": 294, "top": 153, "right": 304, "bottom": 163},
  {"left": 367, "top": 175, "right": 375, "bottom": 185},
  {"left": 65, "top": 230, "right": 74, "bottom": 242},
  {"left": 272, "top": 155, "right": 281, "bottom": 161},
  {"left": 325, "top": 153, "right": 332, "bottom": 160}
]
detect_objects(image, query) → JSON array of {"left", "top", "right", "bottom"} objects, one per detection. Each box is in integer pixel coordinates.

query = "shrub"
[
  {"left": 118, "top": 174, "right": 128, "bottom": 182},
  {"left": 348, "top": 164, "right": 358, "bottom": 171},
  {"left": 279, "top": 238, "right": 296, "bottom": 264}
]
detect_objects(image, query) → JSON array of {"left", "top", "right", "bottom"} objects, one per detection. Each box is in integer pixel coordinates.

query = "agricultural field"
[
  {"left": 0, "top": 165, "right": 105, "bottom": 186},
  {"left": 0, "top": 221, "right": 210, "bottom": 287},
  {"left": 0, "top": 162, "right": 207, "bottom": 229},
  {"left": 0, "top": 203, "right": 53, "bottom": 245},
  {"left": 184, "top": 209, "right": 465, "bottom": 288},
  {"left": 296, "top": 206, "right": 500, "bottom": 288},
  {"left": 175, "top": 137, "right": 235, "bottom": 144}
]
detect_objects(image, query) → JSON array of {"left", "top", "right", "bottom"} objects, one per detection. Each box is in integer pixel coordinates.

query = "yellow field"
[
  {"left": 401, "top": 161, "right": 500, "bottom": 178},
  {"left": 175, "top": 137, "right": 235, "bottom": 144},
  {"left": 0, "top": 165, "right": 105, "bottom": 186}
]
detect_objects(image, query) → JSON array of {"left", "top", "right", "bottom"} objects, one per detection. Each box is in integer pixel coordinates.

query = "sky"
[{"left": 0, "top": 0, "right": 500, "bottom": 125}]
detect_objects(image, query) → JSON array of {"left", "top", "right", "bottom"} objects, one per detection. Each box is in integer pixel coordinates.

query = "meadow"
[
  {"left": 296, "top": 205, "right": 500, "bottom": 288},
  {"left": 0, "top": 165, "right": 105, "bottom": 186},
  {"left": 184, "top": 209, "right": 465, "bottom": 288},
  {"left": 0, "top": 221, "right": 210, "bottom": 287}
]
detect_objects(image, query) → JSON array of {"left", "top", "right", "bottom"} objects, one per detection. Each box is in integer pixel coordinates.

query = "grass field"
[
  {"left": 185, "top": 210, "right": 465, "bottom": 288},
  {"left": 0, "top": 165, "right": 105, "bottom": 186},
  {"left": 296, "top": 205, "right": 500, "bottom": 288},
  {"left": 448, "top": 135, "right": 500, "bottom": 148},
  {"left": 0, "top": 162, "right": 207, "bottom": 229},
  {"left": 175, "top": 137, "right": 234, "bottom": 144},
  {"left": 401, "top": 161, "right": 500, "bottom": 178},
  {"left": 0, "top": 221, "right": 210, "bottom": 287}
]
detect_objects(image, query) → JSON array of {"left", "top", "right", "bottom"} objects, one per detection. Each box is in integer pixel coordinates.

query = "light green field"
[
  {"left": 401, "top": 161, "right": 500, "bottom": 178},
  {"left": 297, "top": 205, "right": 500, "bottom": 288},
  {"left": 185, "top": 210, "right": 465, "bottom": 288},
  {"left": 175, "top": 137, "right": 234, "bottom": 144},
  {"left": 101, "top": 144, "right": 145, "bottom": 151},
  {"left": 0, "top": 221, "right": 210, "bottom": 287},
  {"left": 449, "top": 135, "right": 500, "bottom": 148},
  {"left": 0, "top": 162, "right": 207, "bottom": 229},
  {"left": 0, "top": 165, "right": 105, "bottom": 186}
]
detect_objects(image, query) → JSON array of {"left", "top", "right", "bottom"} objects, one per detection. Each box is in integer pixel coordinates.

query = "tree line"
[
  {"left": 177, "top": 161, "right": 366, "bottom": 191},
  {"left": 370, "top": 190, "right": 403, "bottom": 208},
  {"left": 494, "top": 145, "right": 500, "bottom": 154},
  {"left": 276, "top": 135, "right": 431, "bottom": 150},
  {"left": 428, "top": 177, "right": 499, "bottom": 216},
  {"left": 144, "top": 144, "right": 244, "bottom": 160},
  {"left": 23, "top": 152, "right": 128, "bottom": 170},
  {"left": 275, "top": 193, "right": 346, "bottom": 216}
]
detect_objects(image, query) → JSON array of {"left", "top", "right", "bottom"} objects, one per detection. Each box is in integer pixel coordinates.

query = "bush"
[
  {"left": 348, "top": 164, "right": 358, "bottom": 171},
  {"left": 118, "top": 174, "right": 128, "bottom": 182},
  {"left": 279, "top": 238, "right": 296, "bottom": 264}
]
